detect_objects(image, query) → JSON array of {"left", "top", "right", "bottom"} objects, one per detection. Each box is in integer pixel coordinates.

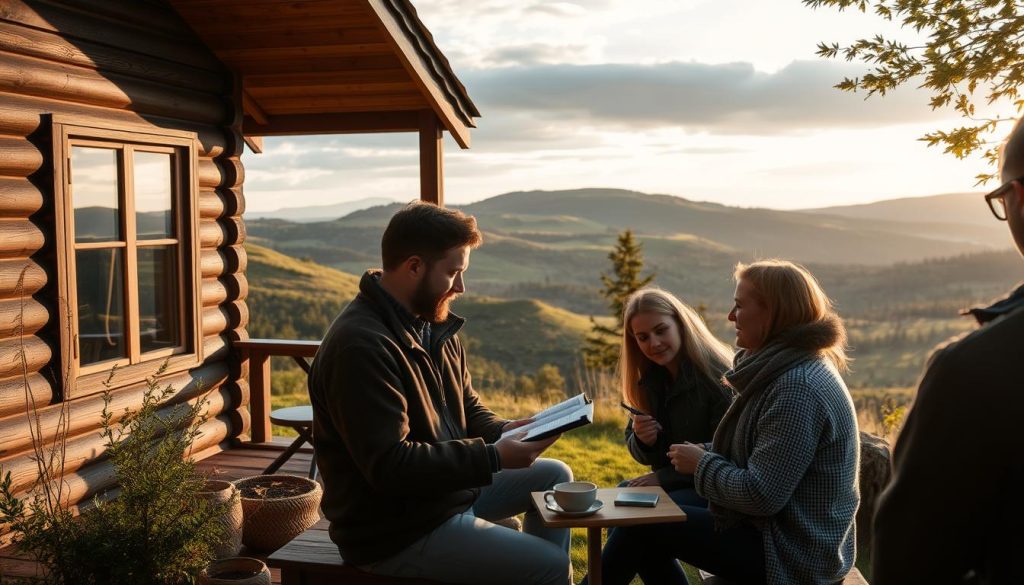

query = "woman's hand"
[
  {"left": 667, "top": 442, "right": 706, "bottom": 474},
  {"left": 626, "top": 472, "right": 659, "bottom": 487},
  {"left": 501, "top": 418, "right": 534, "bottom": 433},
  {"left": 632, "top": 414, "right": 662, "bottom": 446}
]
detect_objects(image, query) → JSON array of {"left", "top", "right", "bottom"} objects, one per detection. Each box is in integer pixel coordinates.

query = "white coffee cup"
[{"left": 543, "top": 481, "right": 597, "bottom": 512}]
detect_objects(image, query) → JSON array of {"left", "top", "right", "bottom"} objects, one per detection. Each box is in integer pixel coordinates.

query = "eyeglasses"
[{"left": 984, "top": 177, "right": 1023, "bottom": 221}]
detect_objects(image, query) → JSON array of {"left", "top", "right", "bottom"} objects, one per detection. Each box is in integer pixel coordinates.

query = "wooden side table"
[
  {"left": 265, "top": 405, "right": 317, "bottom": 480},
  {"left": 531, "top": 486, "right": 686, "bottom": 585}
]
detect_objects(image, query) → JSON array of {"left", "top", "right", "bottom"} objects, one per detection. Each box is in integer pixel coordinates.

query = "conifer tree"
[{"left": 583, "top": 230, "right": 654, "bottom": 369}]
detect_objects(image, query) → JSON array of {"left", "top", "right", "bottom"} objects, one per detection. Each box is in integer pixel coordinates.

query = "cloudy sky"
[{"left": 243, "top": 0, "right": 1001, "bottom": 212}]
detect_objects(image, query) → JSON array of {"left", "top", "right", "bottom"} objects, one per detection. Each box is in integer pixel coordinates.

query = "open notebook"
[{"left": 500, "top": 393, "right": 594, "bottom": 442}]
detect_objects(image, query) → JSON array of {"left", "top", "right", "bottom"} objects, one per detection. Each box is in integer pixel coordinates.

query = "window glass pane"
[
  {"left": 138, "top": 246, "right": 181, "bottom": 354},
  {"left": 133, "top": 151, "right": 174, "bottom": 239},
  {"left": 76, "top": 248, "right": 126, "bottom": 365},
  {"left": 71, "top": 146, "right": 120, "bottom": 243}
]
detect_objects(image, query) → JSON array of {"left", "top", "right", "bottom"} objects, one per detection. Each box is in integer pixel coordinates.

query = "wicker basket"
[
  {"left": 199, "top": 479, "right": 244, "bottom": 559},
  {"left": 198, "top": 557, "right": 271, "bottom": 585},
  {"left": 234, "top": 474, "right": 322, "bottom": 552}
]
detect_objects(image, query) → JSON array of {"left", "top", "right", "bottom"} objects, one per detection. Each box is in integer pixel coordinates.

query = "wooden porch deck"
[{"left": 0, "top": 443, "right": 324, "bottom": 585}]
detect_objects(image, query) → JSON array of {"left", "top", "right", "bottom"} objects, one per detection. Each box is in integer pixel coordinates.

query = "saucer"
[{"left": 545, "top": 499, "right": 604, "bottom": 518}]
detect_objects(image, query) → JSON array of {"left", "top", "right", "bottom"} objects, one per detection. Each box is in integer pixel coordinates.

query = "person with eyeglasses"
[{"left": 872, "top": 118, "right": 1024, "bottom": 584}]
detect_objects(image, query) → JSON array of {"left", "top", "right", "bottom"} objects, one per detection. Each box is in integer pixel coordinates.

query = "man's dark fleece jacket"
[{"left": 308, "top": 271, "right": 507, "bottom": 565}]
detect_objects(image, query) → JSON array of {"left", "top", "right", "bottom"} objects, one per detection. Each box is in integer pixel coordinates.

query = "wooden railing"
[{"left": 234, "top": 338, "right": 320, "bottom": 444}]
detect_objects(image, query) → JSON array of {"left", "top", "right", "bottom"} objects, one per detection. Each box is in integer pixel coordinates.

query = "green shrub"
[{"left": 0, "top": 364, "right": 231, "bottom": 584}]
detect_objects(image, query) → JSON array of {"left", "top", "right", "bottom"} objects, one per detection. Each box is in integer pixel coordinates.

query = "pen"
[{"left": 619, "top": 401, "right": 648, "bottom": 417}]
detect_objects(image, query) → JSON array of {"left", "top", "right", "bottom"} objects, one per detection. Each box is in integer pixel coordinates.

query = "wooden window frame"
[{"left": 52, "top": 118, "right": 203, "bottom": 399}]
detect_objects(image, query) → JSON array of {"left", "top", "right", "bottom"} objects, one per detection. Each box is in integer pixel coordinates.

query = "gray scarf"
[{"left": 710, "top": 317, "right": 843, "bottom": 529}]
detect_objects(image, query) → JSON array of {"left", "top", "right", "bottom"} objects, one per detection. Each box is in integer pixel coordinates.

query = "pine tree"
[{"left": 583, "top": 230, "right": 654, "bottom": 369}]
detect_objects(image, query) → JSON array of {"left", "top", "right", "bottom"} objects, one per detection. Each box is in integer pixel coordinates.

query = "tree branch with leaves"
[{"left": 804, "top": 0, "right": 1024, "bottom": 182}]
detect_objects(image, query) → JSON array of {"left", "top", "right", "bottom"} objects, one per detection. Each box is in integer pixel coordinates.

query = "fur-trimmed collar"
[{"left": 768, "top": 314, "right": 845, "bottom": 354}]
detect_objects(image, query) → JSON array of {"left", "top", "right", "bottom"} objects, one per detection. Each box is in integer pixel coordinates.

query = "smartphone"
[
  {"left": 619, "top": 401, "right": 647, "bottom": 417},
  {"left": 614, "top": 491, "right": 659, "bottom": 507}
]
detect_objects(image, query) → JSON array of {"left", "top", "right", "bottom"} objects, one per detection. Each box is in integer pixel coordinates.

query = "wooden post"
[
  {"left": 249, "top": 351, "right": 272, "bottom": 443},
  {"left": 419, "top": 110, "right": 443, "bottom": 206}
]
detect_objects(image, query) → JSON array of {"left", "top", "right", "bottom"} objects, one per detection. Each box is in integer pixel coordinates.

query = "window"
[{"left": 53, "top": 121, "right": 202, "bottom": 397}]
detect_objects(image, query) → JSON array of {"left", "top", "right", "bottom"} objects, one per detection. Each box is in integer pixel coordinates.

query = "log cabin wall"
[{"left": 0, "top": 0, "right": 248, "bottom": 509}]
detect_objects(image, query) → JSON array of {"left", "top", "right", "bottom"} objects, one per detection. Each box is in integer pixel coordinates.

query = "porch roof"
[{"left": 169, "top": 0, "right": 480, "bottom": 148}]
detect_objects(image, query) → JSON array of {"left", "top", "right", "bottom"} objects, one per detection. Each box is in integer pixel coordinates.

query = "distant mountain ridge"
[
  {"left": 246, "top": 197, "right": 396, "bottom": 222},
  {"left": 802, "top": 192, "right": 992, "bottom": 227}
]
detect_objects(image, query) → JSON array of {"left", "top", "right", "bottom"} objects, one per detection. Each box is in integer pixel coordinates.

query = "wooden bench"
[
  {"left": 701, "top": 567, "right": 869, "bottom": 584},
  {"left": 266, "top": 519, "right": 454, "bottom": 585}
]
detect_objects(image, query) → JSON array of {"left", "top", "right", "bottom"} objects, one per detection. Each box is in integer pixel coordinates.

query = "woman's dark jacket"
[{"left": 624, "top": 360, "right": 732, "bottom": 490}]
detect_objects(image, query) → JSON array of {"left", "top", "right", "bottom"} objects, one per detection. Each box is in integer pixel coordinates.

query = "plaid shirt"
[{"left": 695, "top": 357, "right": 860, "bottom": 585}]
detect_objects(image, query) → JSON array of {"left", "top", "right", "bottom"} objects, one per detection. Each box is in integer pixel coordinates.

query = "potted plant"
[
  {"left": 0, "top": 364, "right": 232, "bottom": 584},
  {"left": 234, "top": 474, "right": 322, "bottom": 552},
  {"left": 197, "top": 557, "right": 271, "bottom": 585},
  {"left": 198, "top": 479, "right": 244, "bottom": 559}
]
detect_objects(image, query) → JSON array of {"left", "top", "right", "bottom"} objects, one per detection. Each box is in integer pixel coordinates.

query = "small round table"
[{"left": 265, "top": 405, "right": 317, "bottom": 480}]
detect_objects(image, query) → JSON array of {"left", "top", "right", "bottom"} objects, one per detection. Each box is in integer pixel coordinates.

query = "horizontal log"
[
  {"left": 50, "top": 0, "right": 222, "bottom": 46},
  {"left": 199, "top": 219, "right": 227, "bottom": 248},
  {"left": 202, "top": 306, "right": 228, "bottom": 337},
  {"left": 0, "top": 93, "right": 227, "bottom": 158},
  {"left": 2, "top": 414, "right": 235, "bottom": 515},
  {"left": 224, "top": 300, "right": 249, "bottom": 331},
  {"left": 0, "top": 335, "right": 51, "bottom": 380},
  {"left": 0, "top": 359, "right": 230, "bottom": 458},
  {"left": 244, "top": 68, "right": 411, "bottom": 89},
  {"left": 0, "top": 177, "right": 43, "bottom": 217},
  {"left": 0, "top": 21, "right": 227, "bottom": 94},
  {"left": 199, "top": 246, "right": 245, "bottom": 279},
  {"left": 199, "top": 190, "right": 225, "bottom": 219},
  {"left": 203, "top": 333, "right": 230, "bottom": 363},
  {"left": 0, "top": 52, "right": 227, "bottom": 126},
  {"left": 0, "top": 383, "right": 236, "bottom": 494},
  {"left": 0, "top": 297, "right": 48, "bottom": 339},
  {"left": 0, "top": 258, "right": 47, "bottom": 299},
  {"left": 0, "top": 0, "right": 224, "bottom": 72},
  {"left": 0, "top": 219, "right": 45, "bottom": 258},
  {"left": 0, "top": 372, "right": 52, "bottom": 418},
  {"left": 199, "top": 217, "right": 246, "bottom": 249},
  {"left": 222, "top": 186, "right": 245, "bottom": 216},
  {"left": 197, "top": 158, "right": 222, "bottom": 189},
  {"left": 199, "top": 278, "right": 228, "bottom": 309},
  {"left": 0, "top": 136, "right": 43, "bottom": 178}
]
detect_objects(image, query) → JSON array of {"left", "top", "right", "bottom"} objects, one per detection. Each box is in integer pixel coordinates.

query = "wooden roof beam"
[
  {"left": 367, "top": 0, "right": 472, "bottom": 149},
  {"left": 242, "top": 111, "right": 420, "bottom": 136},
  {"left": 419, "top": 110, "right": 443, "bottom": 206},
  {"left": 242, "top": 90, "right": 269, "bottom": 125}
]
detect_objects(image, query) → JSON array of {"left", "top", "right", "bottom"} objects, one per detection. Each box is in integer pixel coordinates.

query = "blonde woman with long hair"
[
  {"left": 596, "top": 261, "right": 859, "bottom": 585},
  {"left": 617, "top": 288, "right": 734, "bottom": 492}
]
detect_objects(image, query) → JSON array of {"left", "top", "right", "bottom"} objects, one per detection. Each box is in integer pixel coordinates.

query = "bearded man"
[{"left": 308, "top": 202, "right": 573, "bottom": 585}]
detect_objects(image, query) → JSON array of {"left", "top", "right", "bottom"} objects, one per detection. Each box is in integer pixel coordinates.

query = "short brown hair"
[{"left": 381, "top": 202, "right": 483, "bottom": 270}]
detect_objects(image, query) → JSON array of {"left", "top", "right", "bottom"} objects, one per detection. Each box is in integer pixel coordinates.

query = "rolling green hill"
[{"left": 244, "top": 242, "right": 593, "bottom": 379}]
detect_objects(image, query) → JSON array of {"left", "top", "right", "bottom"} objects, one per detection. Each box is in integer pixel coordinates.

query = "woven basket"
[
  {"left": 234, "top": 474, "right": 322, "bottom": 552},
  {"left": 198, "top": 479, "right": 243, "bottom": 559},
  {"left": 198, "top": 557, "right": 271, "bottom": 585}
]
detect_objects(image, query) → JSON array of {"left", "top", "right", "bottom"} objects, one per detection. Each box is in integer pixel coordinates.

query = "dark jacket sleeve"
[
  {"left": 323, "top": 341, "right": 493, "bottom": 496},
  {"left": 456, "top": 336, "right": 507, "bottom": 442},
  {"left": 872, "top": 344, "right": 1005, "bottom": 584},
  {"left": 625, "top": 416, "right": 663, "bottom": 465}
]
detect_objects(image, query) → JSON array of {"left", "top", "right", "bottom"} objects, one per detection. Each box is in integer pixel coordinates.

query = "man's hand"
[
  {"left": 632, "top": 414, "right": 662, "bottom": 446},
  {"left": 667, "top": 442, "right": 706, "bottom": 474},
  {"left": 494, "top": 432, "right": 558, "bottom": 469},
  {"left": 501, "top": 418, "right": 534, "bottom": 433},
  {"left": 626, "top": 472, "right": 659, "bottom": 487}
]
